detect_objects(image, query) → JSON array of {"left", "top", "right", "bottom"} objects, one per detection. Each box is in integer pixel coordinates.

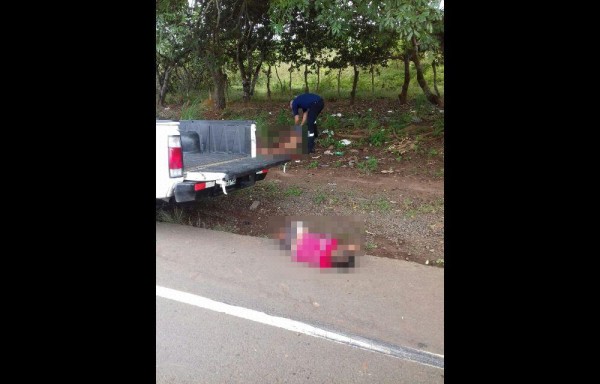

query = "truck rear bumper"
[
  {"left": 174, "top": 172, "right": 268, "bottom": 202},
  {"left": 175, "top": 155, "right": 290, "bottom": 202}
]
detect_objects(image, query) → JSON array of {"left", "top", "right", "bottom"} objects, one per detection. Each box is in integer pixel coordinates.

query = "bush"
[
  {"left": 368, "top": 129, "right": 390, "bottom": 147},
  {"left": 357, "top": 158, "right": 378, "bottom": 173}
]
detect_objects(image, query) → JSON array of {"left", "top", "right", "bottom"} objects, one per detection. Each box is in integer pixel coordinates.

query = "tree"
[
  {"left": 273, "top": 1, "right": 330, "bottom": 94},
  {"left": 325, "top": 3, "right": 397, "bottom": 105},
  {"left": 261, "top": 38, "right": 282, "bottom": 100},
  {"left": 156, "top": 0, "right": 193, "bottom": 106},
  {"left": 186, "top": 0, "right": 239, "bottom": 110},
  {"left": 277, "top": 7, "right": 309, "bottom": 94},
  {"left": 378, "top": 0, "right": 444, "bottom": 106},
  {"left": 271, "top": 0, "right": 444, "bottom": 106},
  {"left": 230, "top": 0, "right": 275, "bottom": 102}
]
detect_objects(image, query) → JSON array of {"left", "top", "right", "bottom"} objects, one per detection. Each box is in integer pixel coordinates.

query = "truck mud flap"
[{"left": 173, "top": 182, "right": 198, "bottom": 203}]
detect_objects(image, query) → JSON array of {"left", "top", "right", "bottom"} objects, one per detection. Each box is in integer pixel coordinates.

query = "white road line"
[{"left": 156, "top": 285, "right": 444, "bottom": 369}]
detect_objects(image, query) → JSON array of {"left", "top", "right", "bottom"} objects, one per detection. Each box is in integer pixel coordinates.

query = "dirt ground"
[{"left": 156, "top": 98, "right": 444, "bottom": 268}]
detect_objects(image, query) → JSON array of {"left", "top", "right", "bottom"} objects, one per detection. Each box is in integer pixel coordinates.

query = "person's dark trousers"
[{"left": 307, "top": 98, "right": 325, "bottom": 153}]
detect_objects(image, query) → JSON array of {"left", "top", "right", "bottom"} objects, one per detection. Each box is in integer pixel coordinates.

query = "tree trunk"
[
  {"left": 211, "top": 67, "right": 227, "bottom": 110},
  {"left": 337, "top": 68, "right": 342, "bottom": 98},
  {"left": 249, "top": 60, "right": 262, "bottom": 97},
  {"left": 181, "top": 66, "right": 190, "bottom": 99},
  {"left": 303, "top": 64, "right": 309, "bottom": 93},
  {"left": 241, "top": 77, "right": 251, "bottom": 102},
  {"left": 156, "top": 72, "right": 161, "bottom": 108},
  {"left": 289, "top": 68, "right": 293, "bottom": 96},
  {"left": 371, "top": 64, "right": 375, "bottom": 95},
  {"left": 274, "top": 64, "right": 283, "bottom": 94},
  {"left": 316, "top": 64, "right": 320, "bottom": 93},
  {"left": 350, "top": 64, "right": 359, "bottom": 106},
  {"left": 158, "top": 67, "right": 172, "bottom": 107},
  {"left": 237, "top": 39, "right": 251, "bottom": 102},
  {"left": 398, "top": 52, "right": 410, "bottom": 104},
  {"left": 264, "top": 65, "right": 272, "bottom": 100},
  {"left": 225, "top": 73, "right": 230, "bottom": 102},
  {"left": 432, "top": 60, "right": 440, "bottom": 97},
  {"left": 411, "top": 37, "right": 443, "bottom": 107}
]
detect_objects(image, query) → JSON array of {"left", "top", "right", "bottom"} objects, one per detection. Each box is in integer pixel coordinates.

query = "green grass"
[
  {"left": 357, "top": 197, "right": 393, "bottom": 213},
  {"left": 412, "top": 93, "right": 436, "bottom": 117},
  {"left": 262, "top": 180, "right": 279, "bottom": 193},
  {"left": 433, "top": 117, "right": 444, "bottom": 136},
  {"left": 275, "top": 108, "right": 289, "bottom": 125},
  {"left": 314, "top": 192, "right": 327, "bottom": 204},
  {"left": 156, "top": 207, "right": 186, "bottom": 224},
  {"left": 176, "top": 58, "right": 443, "bottom": 105},
  {"left": 357, "top": 158, "right": 378, "bottom": 173},
  {"left": 321, "top": 114, "right": 342, "bottom": 131},
  {"left": 308, "top": 160, "right": 319, "bottom": 169},
  {"left": 317, "top": 136, "right": 336, "bottom": 148},
  {"left": 284, "top": 186, "right": 303, "bottom": 197},
  {"left": 375, "top": 198, "right": 392, "bottom": 212},
  {"left": 389, "top": 113, "right": 413, "bottom": 136},
  {"left": 363, "top": 115, "right": 380, "bottom": 131},
  {"left": 365, "top": 241, "right": 377, "bottom": 251},
  {"left": 213, "top": 223, "right": 238, "bottom": 233},
  {"left": 403, "top": 198, "right": 444, "bottom": 218},
  {"left": 368, "top": 128, "right": 390, "bottom": 147},
  {"left": 179, "top": 99, "right": 205, "bottom": 120},
  {"left": 246, "top": 180, "right": 280, "bottom": 199}
]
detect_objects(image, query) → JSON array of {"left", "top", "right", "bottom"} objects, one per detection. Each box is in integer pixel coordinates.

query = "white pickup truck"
[{"left": 156, "top": 119, "right": 290, "bottom": 203}]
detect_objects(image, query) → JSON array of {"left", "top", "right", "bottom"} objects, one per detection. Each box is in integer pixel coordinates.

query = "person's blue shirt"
[{"left": 291, "top": 93, "right": 323, "bottom": 116}]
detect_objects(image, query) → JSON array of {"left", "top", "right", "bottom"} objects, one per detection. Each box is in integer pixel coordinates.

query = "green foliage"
[
  {"left": 412, "top": 93, "right": 436, "bottom": 116},
  {"left": 259, "top": 181, "right": 279, "bottom": 196},
  {"left": 317, "top": 135, "right": 336, "bottom": 148},
  {"left": 180, "top": 100, "right": 204, "bottom": 120},
  {"left": 389, "top": 113, "right": 413, "bottom": 135},
  {"left": 156, "top": 207, "right": 186, "bottom": 224},
  {"left": 368, "top": 129, "right": 390, "bottom": 147},
  {"left": 308, "top": 161, "right": 319, "bottom": 169},
  {"left": 321, "top": 114, "right": 341, "bottom": 131},
  {"left": 316, "top": 135, "right": 348, "bottom": 150},
  {"left": 276, "top": 108, "right": 289, "bottom": 125},
  {"left": 363, "top": 115, "right": 380, "bottom": 131},
  {"left": 284, "top": 186, "right": 303, "bottom": 196},
  {"left": 433, "top": 118, "right": 444, "bottom": 136},
  {"left": 375, "top": 198, "right": 391, "bottom": 212},
  {"left": 158, "top": 0, "right": 444, "bottom": 106},
  {"left": 314, "top": 192, "right": 327, "bottom": 204},
  {"left": 334, "top": 140, "right": 347, "bottom": 150},
  {"left": 357, "top": 157, "right": 378, "bottom": 173}
]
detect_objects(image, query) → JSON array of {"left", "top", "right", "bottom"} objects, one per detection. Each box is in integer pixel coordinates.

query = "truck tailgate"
[{"left": 184, "top": 155, "right": 290, "bottom": 181}]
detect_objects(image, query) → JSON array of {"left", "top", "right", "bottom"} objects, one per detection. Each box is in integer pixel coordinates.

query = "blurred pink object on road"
[{"left": 293, "top": 232, "right": 338, "bottom": 268}]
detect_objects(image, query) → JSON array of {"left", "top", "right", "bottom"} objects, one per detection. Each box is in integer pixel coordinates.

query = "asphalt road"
[{"left": 156, "top": 222, "right": 444, "bottom": 383}]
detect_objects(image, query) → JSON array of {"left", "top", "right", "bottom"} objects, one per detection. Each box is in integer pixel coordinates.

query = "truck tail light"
[{"left": 168, "top": 135, "right": 183, "bottom": 178}]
